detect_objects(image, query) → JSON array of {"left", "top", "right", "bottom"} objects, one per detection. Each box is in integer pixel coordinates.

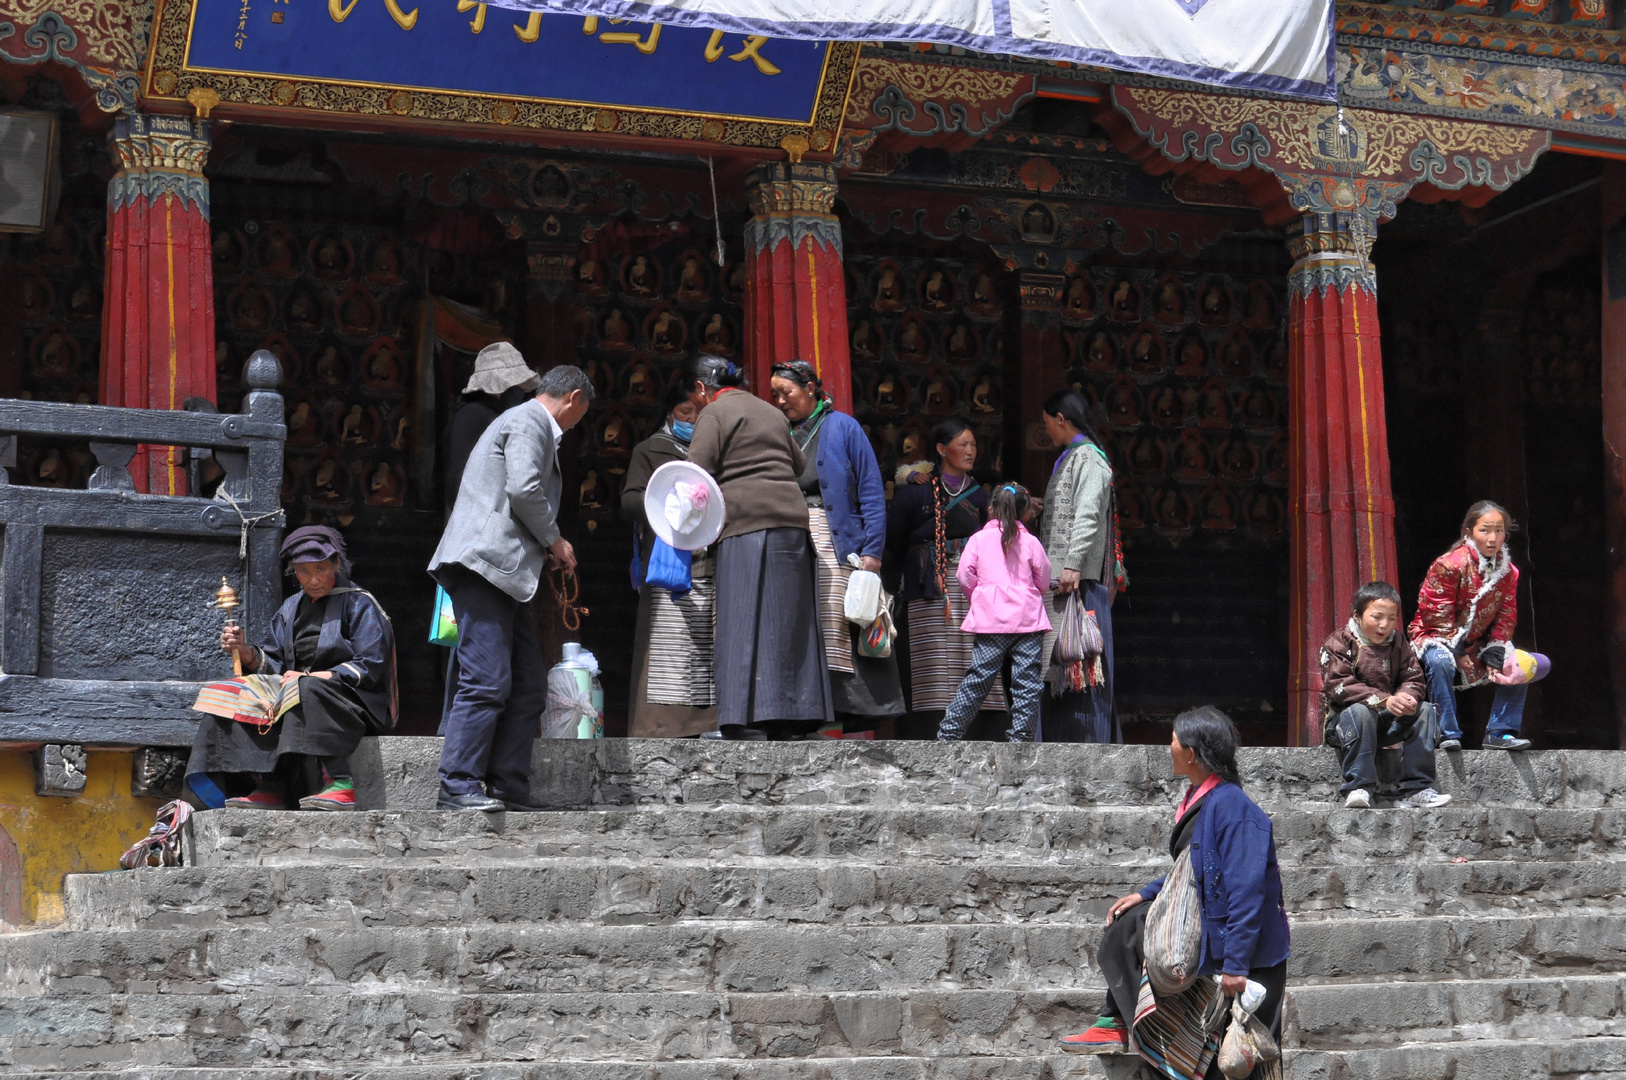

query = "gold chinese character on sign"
[{"left": 704, "top": 31, "right": 780, "bottom": 75}]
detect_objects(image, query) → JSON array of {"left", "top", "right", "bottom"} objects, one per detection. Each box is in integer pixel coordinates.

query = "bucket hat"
[
  {"left": 644, "top": 461, "right": 726, "bottom": 551},
  {"left": 463, "top": 342, "right": 539, "bottom": 396}
]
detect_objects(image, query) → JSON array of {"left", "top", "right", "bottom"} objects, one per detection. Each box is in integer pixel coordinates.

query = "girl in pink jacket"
[{"left": 937, "top": 483, "right": 1052, "bottom": 742}]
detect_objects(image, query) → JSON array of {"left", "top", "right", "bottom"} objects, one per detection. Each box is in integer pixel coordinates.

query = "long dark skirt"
[
  {"left": 713, "top": 526, "right": 833, "bottom": 729},
  {"left": 1040, "top": 578, "right": 1118, "bottom": 743},
  {"left": 1098, "top": 904, "right": 1287, "bottom": 1080},
  {"left": 188, "top": 676, "right": 386, "bottom": 779}
]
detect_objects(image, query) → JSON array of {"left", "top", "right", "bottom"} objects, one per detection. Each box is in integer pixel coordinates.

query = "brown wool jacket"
[
  {"left": 1318, "top": 620, "right": 1427, "bottom": 731},
  {"left": 688, "top": 388, "right": 809, "bottom": 541}
]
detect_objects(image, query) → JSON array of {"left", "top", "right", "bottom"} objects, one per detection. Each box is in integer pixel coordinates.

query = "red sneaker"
[
  {"left": 225, "top": 787, "right": 286, "bottom": 810},
  {"left": 299, "top": 779, "right": 357, "bottom": 811},
  {"left": 1061, "top": 1019, "right": 1129, "bottom": 1054}
]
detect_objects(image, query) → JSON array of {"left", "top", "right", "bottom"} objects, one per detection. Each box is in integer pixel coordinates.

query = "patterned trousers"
[{"left": 936, "top": 631, "right": 1045, "bottom": 742}]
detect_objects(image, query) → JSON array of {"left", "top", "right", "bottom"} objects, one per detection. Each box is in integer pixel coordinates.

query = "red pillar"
[
  {"left": 1602, "top": 162, "right": 1626, "bottom": 748},
  {"left": 99, "top": 113, "right": 216, "bottom": 495},
  {"left": 1286, "top": 213, "right": 1399, "bottom": 746},
  {"left": 743, "top": 162, "right": 851, "bottom": 411}
]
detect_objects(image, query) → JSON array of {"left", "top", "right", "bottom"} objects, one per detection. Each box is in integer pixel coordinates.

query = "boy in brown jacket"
[{"left": 1320, "top": 582, "right": 1451, "bottom": 810}]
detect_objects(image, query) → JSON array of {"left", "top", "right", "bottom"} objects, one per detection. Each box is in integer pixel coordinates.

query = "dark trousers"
[
  {"left": 436, "top": 565, "right": 549, "bottom": 797},
  {"left": 937, "top": 632, "right": 1044, "bottom": 742},
  {"left": 1326, "top": 702, "right": 1438, "bottom": 796}
]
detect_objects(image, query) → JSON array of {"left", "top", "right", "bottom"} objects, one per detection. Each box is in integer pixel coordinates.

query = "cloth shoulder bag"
[
  {"left": 120, "top": 799, "right": 194, "bottom": 869},
  {"left": 857, "top": 590, "right": 896, "bottom": 658},
  {"left": 1143, "top": 846, "right": 1204, "bottom": 996},
  {"left": 1218, "top": 998, "right": 1281, "bottom": 1078}
]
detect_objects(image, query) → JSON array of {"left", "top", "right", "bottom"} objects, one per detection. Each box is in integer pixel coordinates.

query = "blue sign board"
[{"left": 181, "top": 0, "right": 834, "bottom": 123}]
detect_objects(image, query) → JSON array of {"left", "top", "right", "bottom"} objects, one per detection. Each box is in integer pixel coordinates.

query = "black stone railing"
[{"left": 0, "top": 351, "right": 286, "bottom": 751}]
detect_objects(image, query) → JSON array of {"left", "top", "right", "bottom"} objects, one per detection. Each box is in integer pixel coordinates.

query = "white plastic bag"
[
  {"left": 540, "top": 667, "right": 597, "bottom": 739},
  {"left": 843, "top": 554, "right": 882, "bottom": 626}
]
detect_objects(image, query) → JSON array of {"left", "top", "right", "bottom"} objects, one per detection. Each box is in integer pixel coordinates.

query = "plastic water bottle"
[{"left": 557, "top": 642, "right": 604, "bottom": 739}]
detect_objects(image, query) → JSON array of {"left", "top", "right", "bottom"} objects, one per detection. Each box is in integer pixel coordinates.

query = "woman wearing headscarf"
[
  {"left": 686, "top": 356, "right": 833, "bottom": 739},
  {"left": 620, "top": 382, "right": 717, "bottom": 737},
  {"left": 1063, "top": 707, "right": 1290, "bottom": 1080},
  {"left": 1038, "top": 389, "right": 1120, "bottom": 743},
  {"left": 769, "top": 360, "right": 903, "bottom": 731},
  {"left": 886, "top": 418, "right": 1005, "bottom": 736},
  {"left": 188, "top": 526, "right": 398, "bottom": 810}
]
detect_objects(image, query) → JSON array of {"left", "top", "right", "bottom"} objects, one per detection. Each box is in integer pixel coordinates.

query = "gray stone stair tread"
[
  {"left": 1287, "top": 1036, "right": 1626, "bottom": 1080},
  {"left": 5, "top": 981, "right": 1624, "bottom": 1060},
  {"left": 350, "top": 738, "right": 1626, "bottom": 811},
  {"left": 63, "top": 858, "right": 1626, "bottom": 931},
  {"left": 186, "top": 804, "right": 1626, "bottom": 868},
  {"left": 11, "top": 914, "right": 1626, "bottom": 995}
]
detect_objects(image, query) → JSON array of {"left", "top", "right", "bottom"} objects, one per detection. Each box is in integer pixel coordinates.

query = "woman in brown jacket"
[{"left": 686, "top": 357, "right": 832, "bottom": 739}]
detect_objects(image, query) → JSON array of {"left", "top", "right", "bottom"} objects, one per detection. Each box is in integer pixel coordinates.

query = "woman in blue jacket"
[
  {"left": 770, "top": 361, "right": 904, "bottom": 731},
  {"left": 1063, "top": 706, "right": 1290, "bottom": 1079}
]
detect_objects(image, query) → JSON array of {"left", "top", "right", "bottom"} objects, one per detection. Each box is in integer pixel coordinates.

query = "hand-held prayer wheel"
[{"left": 208, "top": 577, "right": 244, "bottom": 676}]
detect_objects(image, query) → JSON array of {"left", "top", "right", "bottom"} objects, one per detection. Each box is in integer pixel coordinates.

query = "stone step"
[
  {"left": 0, "top": 1059, "right": 1156, "bottom": 1080},
  {"left": 186, "top": 805, "right": 1626, "bottom": 868},
  {"left": 8, "top": 915, "right": 1626, "bottom": 996},
  {"left": 1289, "top": 1036, "right": 1626, "bottom": 1080},
  {"left": 64, "top": 856, "right": 1626, "bottom": 933},
  {"left": 349, "top": 738, "right": 1626, "bottom": 811},
  {"left": 4, "top": 979, "right": 1621, "bottom": 1070}
]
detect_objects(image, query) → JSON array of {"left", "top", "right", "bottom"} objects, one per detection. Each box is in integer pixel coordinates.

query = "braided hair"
[{"left": 990, "top": 483, "right": 1031, "bottom": 555}]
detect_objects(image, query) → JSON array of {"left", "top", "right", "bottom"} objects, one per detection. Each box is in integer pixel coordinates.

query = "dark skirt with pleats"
[
  {"left": 187, "top": 676, "right": 386, "bottom": 777},
  {"left": 713, "top": 527, "right": 833, "bottom": 729}
]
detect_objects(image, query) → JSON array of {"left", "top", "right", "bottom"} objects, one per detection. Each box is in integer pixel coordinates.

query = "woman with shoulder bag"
[
  {"left": 770, "top": 360, "right": 904, "bottom": 733},
  {"left": 621, "top": 380, "right": 718, "bottom": 737},
  {"left": 1037, "top": 389, "right": 1121, "bottom": 742},
  {"left": 1062, "top": 707, "right": 1290, "bottom": 1080}
]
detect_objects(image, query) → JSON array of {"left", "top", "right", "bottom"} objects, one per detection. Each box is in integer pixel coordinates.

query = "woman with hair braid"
[
  {"left": 769, "top": 360, "right": 903, "bottom": 733},
  {"left": 886, "top": 419, "right": 1005, "bottom": 737}
]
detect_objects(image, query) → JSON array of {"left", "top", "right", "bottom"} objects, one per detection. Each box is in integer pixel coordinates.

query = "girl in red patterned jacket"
[{"left": 1408, "top": 501, "right": 1529, "bottom": 751}]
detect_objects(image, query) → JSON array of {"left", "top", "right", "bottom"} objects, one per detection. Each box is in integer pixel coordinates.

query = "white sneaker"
[
  {"left": 1344, "top": 789, "right": 1372, "bottom": 809},
  {"left": 1401, "top": 788, "right": 1452, "bottom": 809}
]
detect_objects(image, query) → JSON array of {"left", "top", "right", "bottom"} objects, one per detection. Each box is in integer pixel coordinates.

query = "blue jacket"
[
  {"left": 812, "top": 410, "right": 886, "bottom": 563},
  {"left": 1139, "top": 781, "right": 1291, "bottom": 977}
]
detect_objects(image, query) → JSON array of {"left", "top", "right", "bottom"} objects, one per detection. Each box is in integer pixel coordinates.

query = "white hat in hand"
[{"left": 644, "top": 461, "right": 726, "bottom": 551}]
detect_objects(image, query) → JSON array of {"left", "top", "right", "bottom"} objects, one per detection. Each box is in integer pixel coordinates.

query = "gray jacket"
[
  {"left": 1040, "top": 439, "right": 1114, "bottom": 584},
  {"left": 429, "top": 397, "right": 562, "bottom": 602}
]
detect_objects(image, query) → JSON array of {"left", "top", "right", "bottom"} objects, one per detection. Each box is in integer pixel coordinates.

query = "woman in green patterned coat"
[{"left": 1037, "top": 389, "right": 1119, "bottom": 743}]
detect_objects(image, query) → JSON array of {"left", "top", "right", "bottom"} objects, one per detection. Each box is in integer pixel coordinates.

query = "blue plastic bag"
[{"left": 646, "top": 538, "right": 692, "bottom": 595}]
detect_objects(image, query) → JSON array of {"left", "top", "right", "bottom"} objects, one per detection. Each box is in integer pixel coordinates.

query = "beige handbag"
[{"left": 1142, "top": 847, "right": 1204, "bottom": 996}]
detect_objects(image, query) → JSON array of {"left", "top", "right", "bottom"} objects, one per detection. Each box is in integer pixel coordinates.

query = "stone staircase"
[{"left": 5, "top": 739, "right": 1626, "bottom": 1079}]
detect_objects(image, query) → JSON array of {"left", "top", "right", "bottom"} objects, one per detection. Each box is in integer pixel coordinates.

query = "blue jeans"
[
  {"left": 938, "top": 632, "right": 1045, "bottom": 742},
  {"left": 436, "top": 565, "right": 550, "bottom": 796},
  {"left": 1327, "top": 702, "right": 1437, "bottom": 796},
  {"left": 1421, "top": 645, "right": 1527, "bottom": 740}
]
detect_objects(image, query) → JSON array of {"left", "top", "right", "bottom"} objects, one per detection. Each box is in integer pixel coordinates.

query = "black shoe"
[
  {"left": 487, "top": 790, "right": 549, "bottom": 813},
  {"left": 436, "top": 789, "right": 504, "bottom": 812},
  {"left": 719, "top": 724, "right": 768, "bottom": 741}
]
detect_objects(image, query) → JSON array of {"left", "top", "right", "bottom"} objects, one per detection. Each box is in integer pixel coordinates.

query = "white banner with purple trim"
[{"left": 479, "top": 0, "right": 1337, "bottom": 101}]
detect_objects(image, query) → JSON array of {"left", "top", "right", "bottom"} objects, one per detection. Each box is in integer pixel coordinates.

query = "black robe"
[{"left": 187, "top": 578, "right": 397, "bottom": 793}]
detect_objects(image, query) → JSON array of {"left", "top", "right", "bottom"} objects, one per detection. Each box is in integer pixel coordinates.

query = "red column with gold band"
[
  {"left": 99, "top": 113, "right": 216, "bottom": 495},
  {"left": 743, "top": 161, "right": 851, "bottom": 411},
  {"left": 1286, "top": 212, "right": 1399, "bottom": 745}
]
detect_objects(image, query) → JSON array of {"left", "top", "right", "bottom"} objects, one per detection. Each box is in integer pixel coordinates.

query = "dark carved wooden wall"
[{"left": 1059, "top": 264, "right": 1291, "bottom": 732}]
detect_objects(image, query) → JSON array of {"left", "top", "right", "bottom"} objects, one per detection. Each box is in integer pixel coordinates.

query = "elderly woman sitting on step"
[{"left": 186, "top": 526, "right": 397, "bottom": 811}]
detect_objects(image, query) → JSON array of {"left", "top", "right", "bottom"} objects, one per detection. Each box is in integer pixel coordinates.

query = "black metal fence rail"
[{"left": 0, "top": 351, "right": 286, "bottom": 748}]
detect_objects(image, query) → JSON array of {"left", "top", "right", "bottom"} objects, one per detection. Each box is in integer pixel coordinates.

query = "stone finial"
[
  {"left": 244, "top": 349, "right": 284, "bottom": 390},
  {"left": 131, "top": 748, "right": 187, "bottom": 800},
  {"left": 34, "top": 744, "right": 87, "bottom": 798}
]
